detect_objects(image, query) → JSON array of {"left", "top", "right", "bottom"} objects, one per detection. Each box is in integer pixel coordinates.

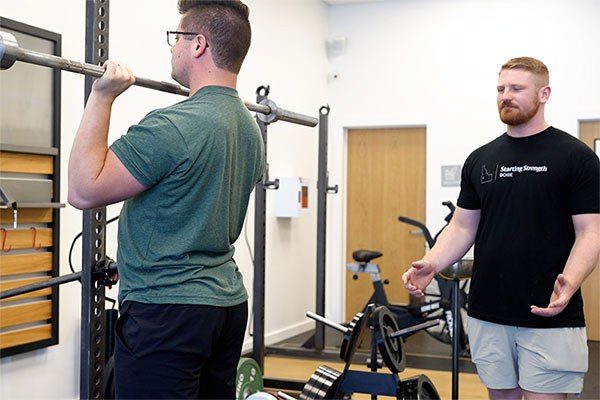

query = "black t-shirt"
[{"left": 458, "top": 127, "right": 599, "bottom": 328}]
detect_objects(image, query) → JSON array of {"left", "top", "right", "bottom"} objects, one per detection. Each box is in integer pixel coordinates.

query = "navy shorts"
[{"left": 114, "top": 300, "right": 248, "bottom": 399}]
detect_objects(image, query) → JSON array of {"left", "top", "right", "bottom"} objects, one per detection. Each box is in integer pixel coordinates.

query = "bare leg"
[
  {"left": 488, "top": 387, "right": 523, "bottom": 400},
  {"left": 522, "top": 389, "right": 567, "bottom": 400}
]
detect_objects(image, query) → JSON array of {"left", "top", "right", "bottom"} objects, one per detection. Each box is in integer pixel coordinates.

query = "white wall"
[
  {"left": 324, "top": 0, "right": 600, "bottom": 323},
  {"left": 0, "top": 0, "right": 328, "bottom": 398}
]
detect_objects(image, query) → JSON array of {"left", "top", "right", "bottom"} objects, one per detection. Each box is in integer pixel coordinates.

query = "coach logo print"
[{"left": 481, "top": 165, "right": 493, "bottom": 184}]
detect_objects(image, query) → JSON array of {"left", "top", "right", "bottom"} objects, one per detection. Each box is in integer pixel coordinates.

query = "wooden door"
[
  {"left": 579, "top": 120, "right": 600, "bottom": 341},
  {"left": 345, "top": 128, "right": 426, "bottom": 321}
]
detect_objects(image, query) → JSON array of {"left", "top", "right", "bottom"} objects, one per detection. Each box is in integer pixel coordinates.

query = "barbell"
[
  {"left": 0, "top": 30, "right": 318, "bottom": 127},
  {"left": 306, "top": 310, "right": 369, "bottom": 363}
]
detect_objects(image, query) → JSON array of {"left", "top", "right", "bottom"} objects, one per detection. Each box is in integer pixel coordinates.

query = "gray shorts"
[{"left": 467, "top": 316, "right": 588, "bottom": 394}]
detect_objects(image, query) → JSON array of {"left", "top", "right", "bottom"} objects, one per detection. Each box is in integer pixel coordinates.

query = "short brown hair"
[
  {"left": 501, "top": 57, "right": 549, "bottom": 88},
  {"left": 178, "top": 0, "right": 251, "bottom": 74}
]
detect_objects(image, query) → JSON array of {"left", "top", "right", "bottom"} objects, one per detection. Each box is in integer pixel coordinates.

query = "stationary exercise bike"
[{"left": 347, "top": 201, "right": 470, "bottom": 356}]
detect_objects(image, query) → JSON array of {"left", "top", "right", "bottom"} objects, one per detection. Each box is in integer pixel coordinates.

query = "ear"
[
  {"left": 192, "top": 34, "right": 208, "bottom": 58},
  {"left": 539, "top": 85, "right": 551, "bottom": 104}
]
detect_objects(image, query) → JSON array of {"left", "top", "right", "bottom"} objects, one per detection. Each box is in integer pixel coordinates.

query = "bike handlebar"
[
  {"left": 398, "top": 201, "right": 456, "bottom": 248},
  {"left": 397, "top": 216, "right": 436, "bottom": 248},
  {"left": 441, "top": 201, "right": 455, "bottom": 223}
]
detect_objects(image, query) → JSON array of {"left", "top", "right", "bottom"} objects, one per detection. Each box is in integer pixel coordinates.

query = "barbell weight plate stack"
[
  {"left": 306, "top": 366, "right": 332, "bottom": 399},
  {"left": 299, "top": 365, "right": 342, "bottom": 400},
  {"left": 303, "top": 365, "right": 339, "bottom": 400},
  {"left": 236, "top": 357, "right": 265, "bottom": 400},
  {"left": 399, "top": 375, "right": 440, "bottom": 400},
  {"left": 303, "top": 375, "right": 321, "bottom": 399},
  {"left": 372, "top": 306, "right": 406, "bottom": 374}
]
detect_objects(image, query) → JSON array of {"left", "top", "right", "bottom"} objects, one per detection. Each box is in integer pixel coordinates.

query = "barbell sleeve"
[
  {"left": 389, "top": 319, "right": 441, "bottom": 339},
  {"left": 0, "top": 272, "right": 82, "bottom": 300},
  {"left": 0, "top": 30, "right": 318, "bottom": 127},
  {"left": 306, "top": 311, "right": 349, "bottom": 334}
]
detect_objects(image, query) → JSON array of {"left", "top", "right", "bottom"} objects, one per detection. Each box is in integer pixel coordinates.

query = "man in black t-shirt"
[{"left": 403, "top": 57, "right": 600, "bottom": 400}]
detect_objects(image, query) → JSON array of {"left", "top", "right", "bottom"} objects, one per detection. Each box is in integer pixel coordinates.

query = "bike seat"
[
  {"left": 352, "top": 249, "right": 383, "bottom": 263},
  {"left": 440, "top": 258, "right": 473, "bottom": 280}
]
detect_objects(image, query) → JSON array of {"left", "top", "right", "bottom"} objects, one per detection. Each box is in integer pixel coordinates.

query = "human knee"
[{"left": 488, "top": 387, "right": 522, "bottom": 400}]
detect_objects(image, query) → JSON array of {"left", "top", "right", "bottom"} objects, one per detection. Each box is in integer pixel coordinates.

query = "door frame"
[{"left": 577, "top": 118, "right": 600, "bottom": 341}]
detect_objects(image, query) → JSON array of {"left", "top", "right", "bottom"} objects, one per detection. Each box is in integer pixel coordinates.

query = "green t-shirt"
[{"left": 110, "top": 86, "right": 264, "bottom": 306}]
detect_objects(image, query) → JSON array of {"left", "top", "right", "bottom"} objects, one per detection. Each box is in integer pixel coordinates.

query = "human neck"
[
  {"left": 188, "top": 68, "right": 238, "bottom": 96},
  {"left": 506, "top": 112, "right": 549, "bottom": 138}
]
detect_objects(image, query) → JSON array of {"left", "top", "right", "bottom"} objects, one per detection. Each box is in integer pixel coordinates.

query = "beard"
[{"left": 498, "top": 97, "right": 540, "bottom": 126}]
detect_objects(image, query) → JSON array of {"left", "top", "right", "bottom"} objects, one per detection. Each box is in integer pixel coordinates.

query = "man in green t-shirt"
[{"left": 68, "top": 1, "right": 263, "bottom": 398}]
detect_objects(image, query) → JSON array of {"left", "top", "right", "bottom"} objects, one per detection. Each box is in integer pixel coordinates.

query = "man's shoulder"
[
  {"left": 465, "top": 134, "right": 505, "bottom": 161},
  {"left": 548, "top": 126, "right": 591, "bottom": 146}
]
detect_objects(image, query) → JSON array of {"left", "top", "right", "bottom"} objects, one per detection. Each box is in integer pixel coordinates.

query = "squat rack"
[
  {"left": 251, "top": 87, "right": 338, "bottom": 392},
  {"left": 0, "top": 0, "right": 321, "bottom": 398}
]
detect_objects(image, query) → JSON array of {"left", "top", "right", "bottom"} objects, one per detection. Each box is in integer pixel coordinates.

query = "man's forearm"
[
  {"left": 68, "top": 92, "right": 114, "bottom": 203},
  {"left": 423, "top": 221, "right": 477, "bottom": 273},
  {"left": 562, "top": 230, "right": 600, "bottom": 293}
]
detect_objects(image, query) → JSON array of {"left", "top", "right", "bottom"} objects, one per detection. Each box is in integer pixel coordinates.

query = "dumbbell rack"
[{"left": 301, "top": 305, "right": 440, "bottom": 399}]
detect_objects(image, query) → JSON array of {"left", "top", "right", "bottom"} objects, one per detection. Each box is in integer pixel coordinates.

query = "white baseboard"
[{"left": 242, "top": 319, "right": 314, "bottom": 354}]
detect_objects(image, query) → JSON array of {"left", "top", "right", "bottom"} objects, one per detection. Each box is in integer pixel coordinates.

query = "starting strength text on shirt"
[{"left": 481, "top": 164, "right": 549, "bottom": 183}]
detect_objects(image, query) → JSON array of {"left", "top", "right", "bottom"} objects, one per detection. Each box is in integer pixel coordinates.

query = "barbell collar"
[
  {"left": 1, "top": 30, "right": 318, "bottom": 127},
  {"left": 256, "top": 99, "right": 279, "bottom": 125},
  {"left": 256, "top": 99, "right": 318, "bottom": 127},
  {"left": 0, "top": 31, "right": 18, "bottom": 69}
]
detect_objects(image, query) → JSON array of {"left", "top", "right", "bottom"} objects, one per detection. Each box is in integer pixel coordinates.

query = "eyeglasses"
[{"left": 166, "top": 31, "right": 209, "bottom": 48}]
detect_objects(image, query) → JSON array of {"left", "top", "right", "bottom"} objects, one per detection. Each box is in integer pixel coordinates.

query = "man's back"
[{"left": 111, "top": 85, "right": 264, "bottom": 306}]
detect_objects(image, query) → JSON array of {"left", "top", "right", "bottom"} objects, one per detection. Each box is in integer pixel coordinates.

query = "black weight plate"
[
  {"left": 339, "top": 311, "right": 362, "bottom": 360},
  {"left": 399, "top": 374, "right": 441, "bottom": 400},
  {"left": 372, "top": 306, "right": 405, "bottom": 373},
  {"left": 340, "top": 309, "right": 372, "bottom": 363}
]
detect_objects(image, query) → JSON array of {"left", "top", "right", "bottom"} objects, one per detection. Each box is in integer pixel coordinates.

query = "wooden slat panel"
[
  {"left": 0, "top": 300, "right": 52, "bottom": 329},
  {"left": 0, "top": 324, "right": 52, "bottom": 350},
  {"left": 0, "top": 253, "right": 53, "bottom": 276},
  {"left": 0, "top": 208, "right": 53, "bottom": 224},
  {"left": 0, "top": 228, "right": 52, "bottom": 251},
  {"left": 0, "top": 277, "right": 51, "bottom": 303},
  {"left": 0, "top": 152, "right": 53, "bottom": 174}
]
